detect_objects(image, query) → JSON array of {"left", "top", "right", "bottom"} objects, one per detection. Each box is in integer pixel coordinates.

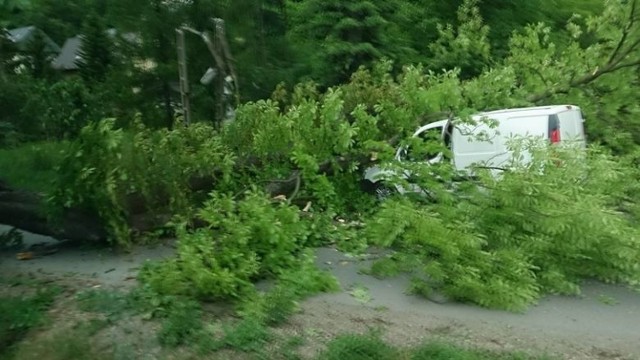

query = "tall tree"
[
  {"left": 20, "top": 0, "right": 94, "bottom": 44},
  {"left": 0, "top": 29, "right": 14, "bottom": 81},
  {"left": 290, "top": 0, "right": 415, "bottom": 86},
  {"left": 223, "top": 0, "right": 295, "bottom": 100},
  {"left": 427, "top": 0, "right": 492, "bottom": 79},
  {"left": 108, "top": 0, "right": 185, "bottom": 128},
  {"left": 78, "top": 13, "right": 113, "bottom": 84},
  {"left": 0, "top": 0, "right": 31, "bottom": 28},
  {"left": 22, "top": 28, "right": 57, "bottom": 78}
]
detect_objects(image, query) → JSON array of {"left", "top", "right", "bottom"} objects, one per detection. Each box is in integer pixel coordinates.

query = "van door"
[
  {"left": 451, "top": 120, "right": 500, "bottom": 171},
  {"left": 557, "top": 108, "right": 586, "bottom": 146}
]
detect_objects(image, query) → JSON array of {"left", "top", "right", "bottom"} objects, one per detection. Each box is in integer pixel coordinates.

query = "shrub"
[
  {"left": 318, "top": 333, "right": 397, "bottom": 360},
  {"left": 365, "top": 141, "right": 640, "bottom": 311},
  {"left": 140, "top": 189, "right": 315, "bottom": 301},
  {"left": 237, "top": 250, "right": 339, "bottom": 326},
  {"left": 48, "top": 119, "right": 235, "bottom": 245},
  {"left": 220, "top": 318, "right": 271, "bottom": 352},
  {"left": 158, "top": 299, "right": 203, "bottom": 347}
]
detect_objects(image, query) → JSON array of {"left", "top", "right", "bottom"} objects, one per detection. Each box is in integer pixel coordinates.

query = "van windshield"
[{"left": 402, "top": 127, "right": 443, "bottom": 162}]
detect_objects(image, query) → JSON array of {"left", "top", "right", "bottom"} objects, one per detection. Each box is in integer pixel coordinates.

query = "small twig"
[{"left": 287, "top": 171, "right": 302, "bottom": 204}]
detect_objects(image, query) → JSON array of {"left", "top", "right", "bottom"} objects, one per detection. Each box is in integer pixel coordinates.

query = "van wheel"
[
  {"left": 373, "top": 183, "right": 394, "bottom": 201},
  {"left": 361, "top": 180, "right": 394, "bottom": 201}
]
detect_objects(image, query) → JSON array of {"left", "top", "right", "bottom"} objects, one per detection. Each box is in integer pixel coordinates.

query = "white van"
[{"left": 363, "top": 105, "right": 587, "bottom": 197}]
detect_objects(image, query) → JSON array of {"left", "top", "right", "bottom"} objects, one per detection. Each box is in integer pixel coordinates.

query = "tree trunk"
[
  {"left": 0, "top": 135, "right": 388, "bottom": 242},
  {"left": 0, "top": 182, "right": 108, "bottom": 242}
]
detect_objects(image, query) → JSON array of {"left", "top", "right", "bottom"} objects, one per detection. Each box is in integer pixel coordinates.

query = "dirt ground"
[{"left": 1, "top": 225, "right": 639, "bottom": 360}]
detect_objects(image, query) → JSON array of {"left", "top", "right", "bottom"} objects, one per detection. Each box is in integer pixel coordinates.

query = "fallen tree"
[
  {"left": 0, "top": 150, "right": 379, "bottom": 243},
  {"left": 0, "top": 180, "right": 107, "bottom": 242},
  {"left": 1, "top": 0, "right": 639, "bottom": 246}
]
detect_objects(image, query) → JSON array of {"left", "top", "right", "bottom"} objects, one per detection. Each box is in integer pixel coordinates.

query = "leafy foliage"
[
  {"left": 365, "top": 140, "right": 640, "bottom": 310},
  {"left": 428, "top": 0, "right": 492, "bottom": 79},
  {"left": 237, "top": 250, "right": 339, "bottom": 326},
  {"left": 289, "top": 0, "right": 415, "bottom": 86},
  {"left": 20, "top": 78, "right": 101, "bottom": 140},
  {"left": 77, "top": 12, "right": 114, "bottom": 83},
  {"left": 157, "top": 299, "right": 203, "bottom": 347},
  {"left": 48, "top": 119, "right": 235, "bottom": 244},
  {"left": 140, "top": 189, "right": 338, "bottom": 301}
]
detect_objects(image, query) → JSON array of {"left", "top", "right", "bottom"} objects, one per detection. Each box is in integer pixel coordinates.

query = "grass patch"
[
  {"left": 317, "top": 333, "right": 397, "bottom": 360},
  {"left": 316, "top": 334, "right": 554, "bottom": 360},
  {"left": 220, "top": 318, "right": 271, "bottom": 352},
  {"left": 74, "top": 318, "right": 111, "bottom": 336},
  {"left": 158, "top": 299, "right": 203, "bottom": 347},
  {"left": 71, "top": 284, "right": 554, "bottom": 360},
  {"left": 10, "top": 325, "right": 113, "bottom": 360},
  {"left": 349, "top": 284, "right": 372, "bottom": 304},
  {"left": 0, "top": 141, "right": 69, "bottom": 193},
  {"left": 410, "top": 342, "right": 553, "bottom": 360},
  {"left": 0, "top": 287, "right": 60, "bottom": 357},
  {"left": 75, "top": 289, "right": 130, "bottom": 319},
  {"left": 237, "top": 286, "right": 300, "bottom": 327}
]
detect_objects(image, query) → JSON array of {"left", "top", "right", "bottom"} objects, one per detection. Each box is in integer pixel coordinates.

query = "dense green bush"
[
  {"left": 236, "top": 250, "right": 339, "bottom": 326},
  {"left": 48, "top": 119, "right": 235, "bottom": 244},
  {"left": 365, "top": 140, "right": 640, "bottom": 310},
  {"left": 139, "top": 190, "right": 335, "bottom": 301}
]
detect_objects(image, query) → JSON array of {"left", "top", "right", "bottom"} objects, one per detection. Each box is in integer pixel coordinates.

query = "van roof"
[
  {"left": 478, "top": 104, "right": 578, "bottom": 118},
  {"left": 414, "top": 119, "right": 449, "bottom": 136},
  {"left": 413, "top": 105, "right": 582, "bottom": 136}
]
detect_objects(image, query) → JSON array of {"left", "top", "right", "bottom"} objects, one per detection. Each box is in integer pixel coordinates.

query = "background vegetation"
[{"left": 2, "top": 0, "right": 640, "bottom": 318}]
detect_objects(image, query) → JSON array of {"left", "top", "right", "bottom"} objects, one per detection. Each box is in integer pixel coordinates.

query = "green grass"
[
  {"left": 158, "top": 299, "right": 204, "bottom": 347},
  {"left": 10, "top": 325, "right": 113, "bottom": 360},
  {"left": 410, "top": 342, "right": 552, "bottom": 360},
  {"left": 314, "top": 333, "right": 554, "bottom": 360},
  {"left": 75, "top": 289, "right": 131, "bottom": 320},
  {"left": 0, "top": 287, "right": 60, "bottom": 358},
  {"left": 317, "top": 333, "right": 397, "bottom": 360},
  {"left": 0, "top": 141, "right": 69, "bottom": 193},
  {"left": 4, "top": 282, "right": 555, "bottom": 360}
]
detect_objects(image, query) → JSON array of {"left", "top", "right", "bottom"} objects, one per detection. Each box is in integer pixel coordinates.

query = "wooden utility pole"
[
  {"left": 176, "top": 29, "right": 191, "bottom": 125},
  {"left": 175, "top": 18, "right": 238, "bottom": 128}
]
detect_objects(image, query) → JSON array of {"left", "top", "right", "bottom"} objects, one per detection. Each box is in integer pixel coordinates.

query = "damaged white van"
[{"left": 363, "top": 104, "right": 587, "bottom": 197}]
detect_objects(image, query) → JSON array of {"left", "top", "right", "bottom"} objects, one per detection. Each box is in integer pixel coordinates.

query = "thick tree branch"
[
  {"left": 527, "top": 58, "right": 640, "bottom": 103},
  {"left": 607, "top": 0, "right": 637, "bottom": 64},
  {"left": 528, "top": 1, "right": 640, "bottom": 103}
]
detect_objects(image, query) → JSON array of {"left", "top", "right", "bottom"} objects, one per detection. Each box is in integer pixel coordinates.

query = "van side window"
[
  {"left": 407, "top": 127, "right": 443, "bottom": 161},
  {"left": 548, "top": 114, "right": 560, "bottom": 143},
  {"left": 444, "top": 123, "right": 452, "bottom": 149}
]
